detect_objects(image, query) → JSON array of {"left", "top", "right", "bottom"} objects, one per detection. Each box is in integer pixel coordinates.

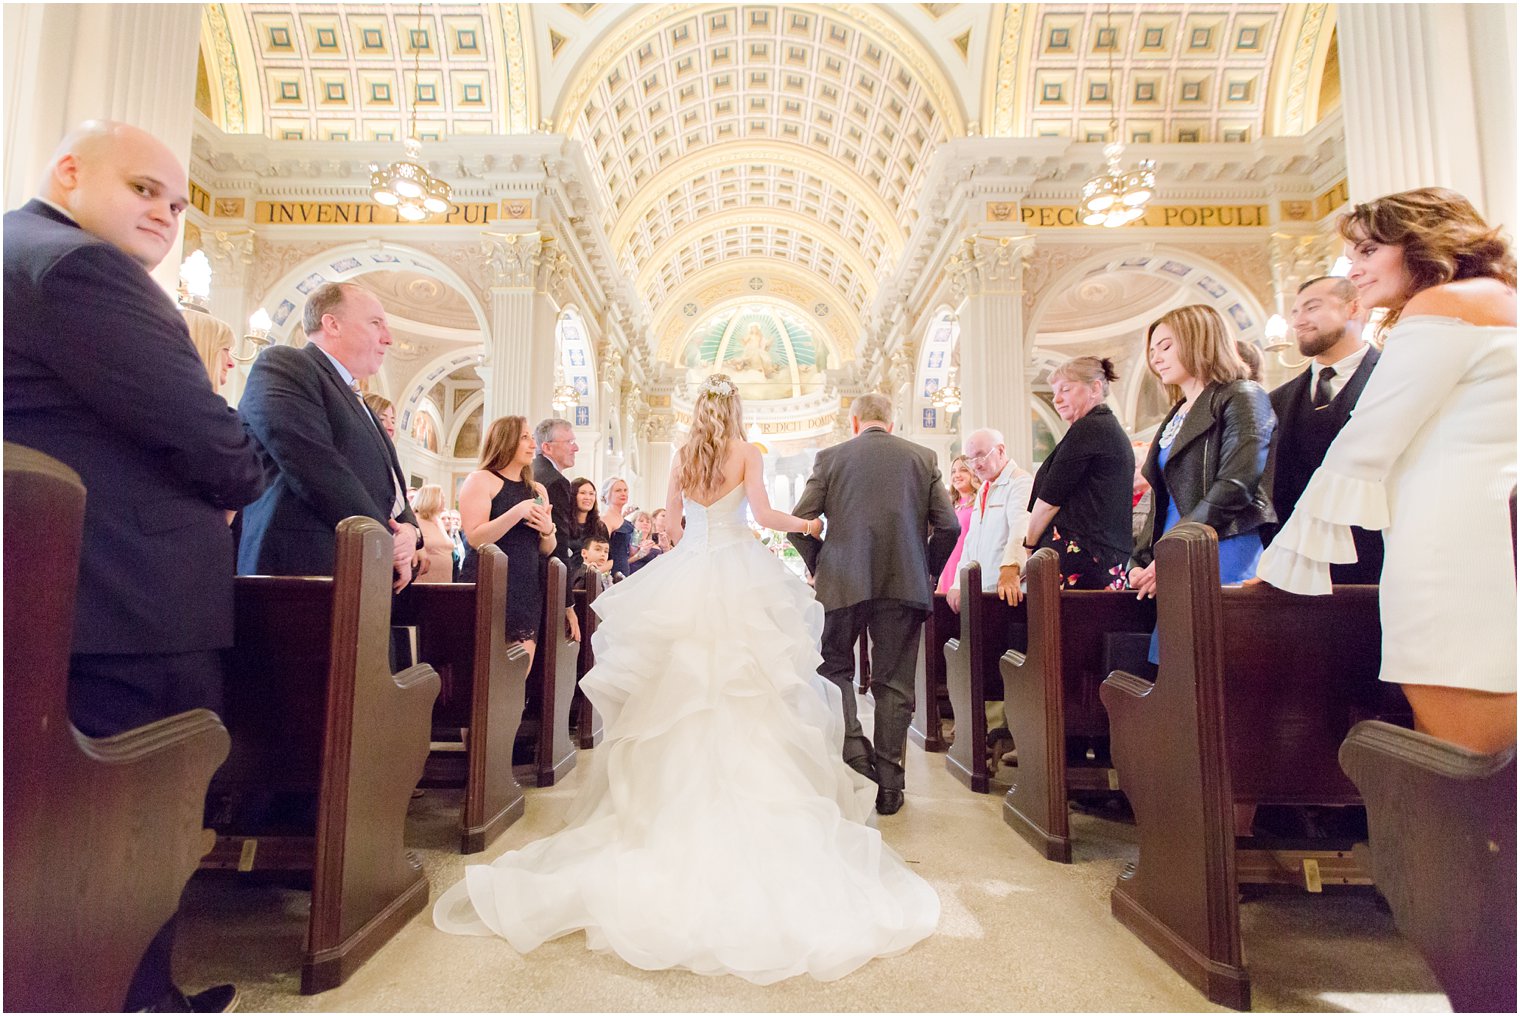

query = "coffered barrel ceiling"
[{"left": 197, "top": 3, "right": 1341, "bottom": 368}]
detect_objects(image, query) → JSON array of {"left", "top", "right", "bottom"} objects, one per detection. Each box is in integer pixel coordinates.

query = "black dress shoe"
[
  {"left": 875, "top": 787, "right": 904, "bottom": 815},
  {"left": 143, "top": 984, "right": 240, "bottom": 1013}
]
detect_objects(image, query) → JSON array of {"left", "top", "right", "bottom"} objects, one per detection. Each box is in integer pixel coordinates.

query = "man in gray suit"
[{"left": 790, "top": 393, "right": 960, "bottom": 814}]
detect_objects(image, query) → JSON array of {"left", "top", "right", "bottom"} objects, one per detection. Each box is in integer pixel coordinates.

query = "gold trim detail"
[
  {"left": 205, "top": 3, "right": 246, "bottom": 133},
  {"left": 990, "top": 4, "right": 1027, "bottom": 137},
  {"left": 1280, "top": 3, "right": 1328, "bottom": 135}
]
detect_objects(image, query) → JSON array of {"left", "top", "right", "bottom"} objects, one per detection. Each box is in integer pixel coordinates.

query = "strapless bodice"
[{"left": 680, "top": 484, "right": 751, "bottom": 551}]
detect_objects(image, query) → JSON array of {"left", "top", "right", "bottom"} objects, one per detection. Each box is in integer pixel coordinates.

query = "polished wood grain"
[{"left": 943, "top": 562, "right": 1026, "bottom": 793}]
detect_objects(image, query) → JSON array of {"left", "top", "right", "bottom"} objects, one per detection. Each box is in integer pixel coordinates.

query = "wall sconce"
[
  {"left": 177, "top": 250, "right": 212, "bottom": 310},
  {"left": 1262, "top": 313, "right": 1308, "bottom": 370},
  {"left": 232, "top": 307, "right": 274, "bottom": 363}
]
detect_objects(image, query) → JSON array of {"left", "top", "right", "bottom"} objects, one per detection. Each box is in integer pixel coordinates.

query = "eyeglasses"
[{"left": 965, "top": 448, "right": 999, "bottom": 463}]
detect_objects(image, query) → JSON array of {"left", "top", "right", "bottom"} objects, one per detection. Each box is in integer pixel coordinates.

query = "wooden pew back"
[
  {"left": 910, "top": 595, "right": 954, "bottom": 752},
  {"left": 943, "top": 562, "right": 1027, "bottom": 792},
  {"left": 3, "top": 444, "right": 229, "bottom": 1012},
  {"left": 1100, "top": 522, "right": 1391, "bottom": 1010},
  {"left": 393, "top": 545, "right": 529, "bottom": 853},
  {"left": 1001, "top": 547, "right": 1154, "bottom": 860},
  {"left": 520, "top": 556, "right": 578, "bottom": 786},
  {"left": 213, "top": 517, "right": 439, "bottom": 994},
  {"left": 571, "top": 576, "right": 607, "bottom": 749}
]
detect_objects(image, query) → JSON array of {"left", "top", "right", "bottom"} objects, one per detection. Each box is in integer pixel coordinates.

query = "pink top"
[{"left": 936, "top": 498, "right": 976, "bottom": 594}]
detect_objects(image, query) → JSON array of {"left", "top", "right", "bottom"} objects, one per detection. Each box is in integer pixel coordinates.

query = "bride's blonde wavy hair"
[{"left": 678, "top": 374, "right": 744, "bottom": 497}]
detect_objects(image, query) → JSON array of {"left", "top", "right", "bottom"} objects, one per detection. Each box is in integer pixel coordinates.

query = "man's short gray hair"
[
  {"left": 966, "top": 427, "right": 1004, "bottom": 448},
  {"left": 850, "top": 392, "right": 893, "bottom": 424},
  {"left": 533, "top": 417, "right": 572, "bottom": 448},
  {"left": 302, "top": 282, "right": 359, "bottom": 335}
]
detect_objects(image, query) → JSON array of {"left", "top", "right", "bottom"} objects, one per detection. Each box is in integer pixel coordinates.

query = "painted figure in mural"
[{"left": 730, "top": 322, "right": 779, "bottom": 377}]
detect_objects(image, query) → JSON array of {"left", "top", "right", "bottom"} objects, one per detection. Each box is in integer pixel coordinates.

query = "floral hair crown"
[{"left": 700, "top": 374, "right": 736, "bottom": 398}]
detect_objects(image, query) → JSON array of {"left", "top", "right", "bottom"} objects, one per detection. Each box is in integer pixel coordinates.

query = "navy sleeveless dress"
[{"left": 461, "top": 470, "right": 543, "bottom": 642}]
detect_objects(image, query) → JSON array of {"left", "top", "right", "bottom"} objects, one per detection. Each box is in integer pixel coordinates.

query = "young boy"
[{"left": 573, "top": 533, "right": 615, "bottom": 592}]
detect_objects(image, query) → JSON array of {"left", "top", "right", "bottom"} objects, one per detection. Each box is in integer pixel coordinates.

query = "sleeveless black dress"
[{"left": 461, "top": 470, "right": 543, "bottom": 642}]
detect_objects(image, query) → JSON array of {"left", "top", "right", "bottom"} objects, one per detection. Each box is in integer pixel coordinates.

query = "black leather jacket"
[{"left": 1132, "top": 379, "right": 1277, "bottom": 568}]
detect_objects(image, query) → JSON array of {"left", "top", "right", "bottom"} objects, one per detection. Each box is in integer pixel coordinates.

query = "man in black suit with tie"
[
  {"left": 237, "top": 282, "right": 424, "bottom": 590},
  {"left": 789, "top": 393, "right": 960, "bottom": 814},
  {"left": 532, "top": 416, "right": 579, "bottom": 566},
  {"left": 4, "top": 120, "right": 264, "bottom": 1013},
  {"left": 1262, "top": 275, "right": 1384, "bottom": 583}
]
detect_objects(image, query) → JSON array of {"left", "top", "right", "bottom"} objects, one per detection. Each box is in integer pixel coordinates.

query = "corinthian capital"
[
  {"left": 206, "top": 229, "right": 255, "bottom": 273},
  {"left": 946, "top": 233, "right": 1036, "bottom": 300},
  {"left": 478, "top": 231, "right": 542, "bottom": 289}
]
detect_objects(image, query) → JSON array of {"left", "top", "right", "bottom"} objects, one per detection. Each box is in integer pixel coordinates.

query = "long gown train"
[{"left": 433, "top": 484, "right": 940, "bottom": 984}]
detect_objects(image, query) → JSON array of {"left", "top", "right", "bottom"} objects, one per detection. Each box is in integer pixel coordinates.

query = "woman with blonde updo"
[
  {"left": 1257, "top": 188, "right": 1516, "bottom": 751},
  {"left": 181, "top": 309, "right": 236, "bottom": 392},
  {"left": 411, "top": 484, "right": 456, "bottom": 583},
  {"left": 435, "top": 371, "right": 939, "bottom": 980}
]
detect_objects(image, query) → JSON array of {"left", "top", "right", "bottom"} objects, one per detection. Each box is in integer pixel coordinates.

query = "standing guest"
[
  {"left": 1129, "top": 305, "right": 1276, "bottom": 663},
  {"left": 789, "top": 392, "right": 960, "bottom": 814},
  {"left": 182, "top": 309, "right": 236, "bottom": 393},
  {"left": 945, "top": 428, "right": 1034, "bottom": 613},
  {"left": 531, "top": 418, "right": 578, "bottom": 566},
  {"left": 1257, "top": 188, "right": 1516, "bottom": 752},
  {"left": 601, "top": 476, "right": 634, "bottom": 576},
  {"left": 563, "top": 476, "right": 605, "bottom": 569},
  {"left": 459, "top": 416, "right": 561, "bottom": 665},
  {"left": 628, "top": 510, "right": 663, "bottom": 574},
  {"left": 237, "top": 282, "right": 424, "bottom": 589},
  {"left": 412, "top": 484, "right": 455, "bottom": 584},
  {"left": 445, "top": 508, "right": 467, "bottom": 580},
  {"left": 1260, "top": 276, "right": 1384, "bottom": 583},
  {"left": 650, "top": 507, "right": 673, "bottom": 551},
  {"left": 362, "top": 392, "right": 397, "bottom": 440},
  {"left": 1025, "top": 357, "right": 1136, "bottom": 590},
  {"left": 936, "top": 454, "right": 980, "bottom": 594},
  {"left": 4, "top": 119, "right": 264, "bottom": 1014}
]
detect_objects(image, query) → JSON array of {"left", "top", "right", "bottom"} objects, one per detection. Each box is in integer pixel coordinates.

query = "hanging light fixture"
[
  {"left": 932, "top": 368, "right": 964, "bottom": 414},
  {"left": 1079, "top": 5, "right": 1156, "bottom": 228},
  {"left": 370, "top": 3, "right": 452, "bottom": 221},
  {"left": 550, "top": 364, "right": 581, "bottom": 413}
]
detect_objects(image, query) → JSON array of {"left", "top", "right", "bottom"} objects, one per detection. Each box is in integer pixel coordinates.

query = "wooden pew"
[
  {"left": 1100, "top": 523, "right": 1400, "bottom": 1010},
  {"left": 1001, "top": 547, "right": 1154, "bottom": 861},
  {"left": 206, "top": 517, "right": 440, "bottom": 994},
  {"left": 570, "top": 577, "right": 606, "bottom": 750},
  {"left": 3, "top": 444, "right": 230, "bottom": 1013},
  {"left": 943, "top": 562, "right": 1027, "bottom": 793},
  {"left": 517, "top": 556, "right": 578, "bottom": 787},
  {"left": 909, "top": 594, "right": 954, "bottom": 752},
  {"left": 393, "top": 545, "right": 530, "bottom": 854},
  {"left": 1340, "top": 724, "right": 1517, "bottom": 1012}
]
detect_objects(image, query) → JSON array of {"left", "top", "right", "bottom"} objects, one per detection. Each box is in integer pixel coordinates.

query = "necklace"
[{"left": 1158, "top": 405, "right": 1189, "bottom": 450}]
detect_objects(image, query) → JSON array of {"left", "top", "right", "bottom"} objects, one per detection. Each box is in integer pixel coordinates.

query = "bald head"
[
  {"left": 42, "top": 120, "right": 188, "bottom": 269},
  {"left": 962, "top": 427, "right": 1009, "bottom": 483}
]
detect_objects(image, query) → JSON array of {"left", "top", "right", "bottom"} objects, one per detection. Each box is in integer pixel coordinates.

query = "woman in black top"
[
  {"left": 1023, "top": 356, "right": 1136, "bottom": 590},
  {"left": 458, "top": 415, "right": 557, "bottom": 660},
  {"left": 563, "top": 477, "right": 605, "bottom": 569}
]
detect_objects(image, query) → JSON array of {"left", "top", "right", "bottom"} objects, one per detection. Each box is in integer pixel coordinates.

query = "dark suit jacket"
[
  {"left": 788, "top": 427, "right": 960, "bottom": 612},
  {"left": 3, "top": 200, "right": 265, "bottom": 654},
  {"left": 1262, "top": 347, "right": 1384, "bottom": 582},
  {"left": 532, "top": 453, "right": 575, "bottom": 565},
  {"left": 237, "top": 342, "right": 418, "bottom": 575}
]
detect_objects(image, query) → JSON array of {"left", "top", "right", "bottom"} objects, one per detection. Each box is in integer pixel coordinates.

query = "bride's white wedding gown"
[{"left": 433, "top": 484, "right": 940, "bottom": 983}]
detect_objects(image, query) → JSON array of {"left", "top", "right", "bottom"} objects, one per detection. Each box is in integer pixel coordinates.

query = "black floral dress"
[{"left": 1028, "top": 405, "right": 1136, "bottom": 591}]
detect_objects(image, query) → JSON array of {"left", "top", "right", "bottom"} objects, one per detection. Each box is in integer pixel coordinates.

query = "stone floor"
[{"left": 178, "top": 699, "right": 1448, "bottom": 1013}]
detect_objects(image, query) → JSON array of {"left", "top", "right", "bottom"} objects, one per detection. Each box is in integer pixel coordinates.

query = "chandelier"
[
  {"left": 550, "top": 365, "right": 581, "bottom": 413},
  {"left": 369, "top": 4, "right": 452, "bottom": 221},
  {"left": 932, "top": 369, "right": 963, "bottom": 414},
  {"left": 1078, "top": 6, "right": 1156, "bottom": 228}
]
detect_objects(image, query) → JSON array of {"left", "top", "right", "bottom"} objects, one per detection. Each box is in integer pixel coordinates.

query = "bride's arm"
[
  {"left": 664, "top": 456, "right": 685, "bottom": 546},
  {"left": 742, "top": 443, "right": 821, "bottom": 536}
]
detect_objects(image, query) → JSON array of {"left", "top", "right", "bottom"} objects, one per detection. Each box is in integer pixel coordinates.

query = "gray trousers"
[{"left": 818, "top": 599, "right": 924, "bottom": 791}]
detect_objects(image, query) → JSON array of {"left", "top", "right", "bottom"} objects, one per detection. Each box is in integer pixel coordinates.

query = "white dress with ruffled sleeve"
[{"left": 1256, "top": 316, "right": 1516, "bottom": 692}]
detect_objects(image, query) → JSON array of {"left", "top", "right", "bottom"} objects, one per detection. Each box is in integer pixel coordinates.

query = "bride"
[{"left": 433, "top": 373, "right": 940, "bottom": 983}]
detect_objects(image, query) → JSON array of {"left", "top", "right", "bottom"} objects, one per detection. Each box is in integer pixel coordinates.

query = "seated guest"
[
  {"left": 1260, "top": 276, "right": 1384, "bottom": 584},
  {"left": 1257, "top": 188, "right": 1516, "bottom": 752},
  {"left": 628, "top": 510, "right": 663, "bottom": 574},
  {"left": 946, "top": 428, "right": 1034, "bottom": 613},
  {"left": 5, "top": 118, "right": 264, "bottom": 1015},
  {"left": 237, "top": 282, "right": 424, "bottom": 590},
  {"left": 412, "top": 484, "right": 455, "bottom": 584},
  {"left": 936, "top": 454, "right": 980, "bottom": 594},
  {"left": 182, "top": 308, "right": 236, "bottom": 393},
  {"left": 458, "top": 415, "right": 563, "bottom": 664},
  {"left": 362, "top": 392, "right": 397, "bottom": 439},
  {"left": 601, "top": 476, "right": 634, "bottom": 576},
  {"left": 1025, "top": 357, "right": 1135, "bottom": 590},
  {"left": 1129, "top": 305, "right": 1275, "bottom": 663},
  {"left": 572, "top": 533, "right": 615, "bottom": 593},
  {"left": 564, "top": 476, "right": 605, "bottom": 569}
]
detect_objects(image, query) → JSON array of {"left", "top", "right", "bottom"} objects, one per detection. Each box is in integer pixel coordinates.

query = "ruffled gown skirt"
[{"left": 433, "top": 516, "right": 940, "bottom": 983}]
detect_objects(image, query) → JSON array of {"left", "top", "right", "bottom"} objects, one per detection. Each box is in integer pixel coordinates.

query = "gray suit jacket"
[{"left": 788, "top": 427, "right": 960, "bottom": 612}]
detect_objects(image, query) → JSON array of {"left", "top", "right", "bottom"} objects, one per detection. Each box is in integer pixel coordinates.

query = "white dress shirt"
[
  {"left": 949, "top": 459, "right": 1035, "bottom": 592},
  {"left": 1308, "top": 342, "right": 1370, "bottom": 402}
]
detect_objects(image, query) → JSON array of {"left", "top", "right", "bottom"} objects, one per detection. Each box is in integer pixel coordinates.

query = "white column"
[
  {"left": 206, "top": 228, "right": 256, "bottom": 406},
  {"left": 478, "top": 232, "right": 559, "bottom": 427},
  {"left": 4, "top": 3, "right": 203, "bottom": 292},
  {"left": 951, "top": 233, "right": 1036, "bottom": 469},
  {"left": 1338, "top": 3, "right": 1514, "bottom": 230}
]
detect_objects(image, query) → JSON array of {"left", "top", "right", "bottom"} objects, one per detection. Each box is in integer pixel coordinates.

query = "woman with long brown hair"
[
  {"left": 457, "top": 415, "right": 556, "bottom": 661},
  {"left": 935, "top": 454, "right": 980, "bottom": 594},
  {"left": 435, "top": 373, "right": 939, "bottom": 981},
  {"left": 1257, "top": 188, "right": 1516, "bottom": 751}
]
